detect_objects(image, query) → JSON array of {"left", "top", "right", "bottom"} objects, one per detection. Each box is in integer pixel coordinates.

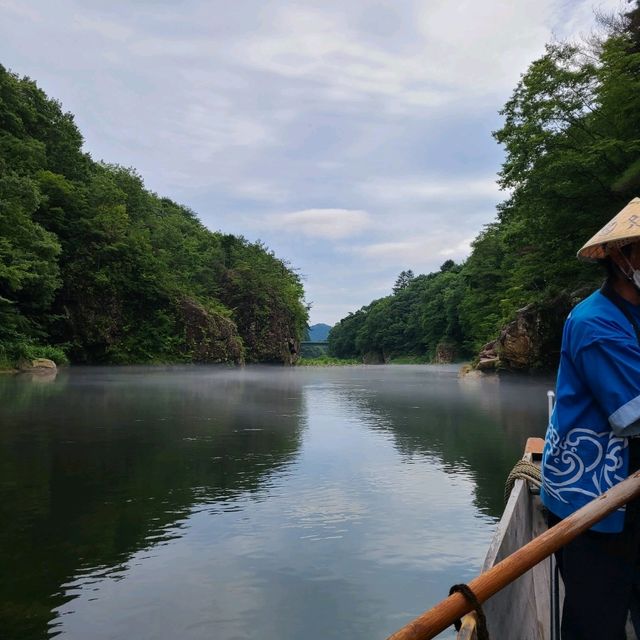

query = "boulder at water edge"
[{"left": 18, "top": 358, "right": 57, "bottom": 372}]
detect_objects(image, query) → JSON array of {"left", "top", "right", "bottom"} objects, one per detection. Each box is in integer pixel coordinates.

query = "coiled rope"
[
  {"left": 449, "top": 583, "right": 490, "bottom": 640},
  {"left": 504, "top": 459, "right": 542, "bottom": 503}
]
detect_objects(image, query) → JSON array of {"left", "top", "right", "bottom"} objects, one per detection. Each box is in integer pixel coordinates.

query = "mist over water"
[{"left": 0, "top": 365, "right": 553, "bottom": 640}]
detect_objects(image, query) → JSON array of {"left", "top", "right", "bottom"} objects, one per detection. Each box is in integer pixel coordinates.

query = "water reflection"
[
  {"left": 0, "top": 365, "right": 554, "bottom": 640},
  {"left": 329, "top": 366, "right": 552, "bottom": 517},
  {"left": 0, "top": 367, "right": 305, "bottom": 639}
]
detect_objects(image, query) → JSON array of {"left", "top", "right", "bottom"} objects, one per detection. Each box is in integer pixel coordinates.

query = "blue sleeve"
[{"left": 576, "top": 337, "right": 640, "bottom": 436}]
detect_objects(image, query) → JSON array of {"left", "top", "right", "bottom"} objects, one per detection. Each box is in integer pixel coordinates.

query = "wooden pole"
[{"left": 386, "top": 469, "right": 640, "bottom": 640}]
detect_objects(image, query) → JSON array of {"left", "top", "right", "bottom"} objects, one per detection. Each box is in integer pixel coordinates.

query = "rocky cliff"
[{"left": 475, "top": 288, "right": 592, "bottom": 372}]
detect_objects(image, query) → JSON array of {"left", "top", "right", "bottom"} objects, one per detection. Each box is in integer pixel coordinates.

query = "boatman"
[{"left": 541, "top": 197, "right": 640, "bottom": 639}]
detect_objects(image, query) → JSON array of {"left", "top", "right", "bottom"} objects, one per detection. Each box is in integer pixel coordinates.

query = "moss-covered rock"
[
  {"left": 434, "top": 342, "right": 457, "bottom": 364},
  {"left": 475, "top": 288, "right": 592, "bottom": 372},
  {"left": 177, "top": 298, "right": 244, "bottom": 364}
]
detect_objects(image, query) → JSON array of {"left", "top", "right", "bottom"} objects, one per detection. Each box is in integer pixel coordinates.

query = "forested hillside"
[
  {"left": 329, "top": 4, "right": 640, "bottom": 369},
  {"left": 0, "top": 65, "right": 308, "bottom": 366}
]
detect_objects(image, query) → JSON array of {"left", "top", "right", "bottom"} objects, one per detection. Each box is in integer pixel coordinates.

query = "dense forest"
[
  {"left": 329, "top": 3, "right": 640, "bottom": 370},
  {"left": 0, "top": 65, "right": 308, "bottom": 367}
]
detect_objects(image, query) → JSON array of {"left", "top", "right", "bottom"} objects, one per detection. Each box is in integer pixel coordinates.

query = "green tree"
[
  {"left": 392, "top": 269, "right": 415, "bottom": 294},
  {"left": 0, "top": 64, "right": 308, "bottom": 366}
]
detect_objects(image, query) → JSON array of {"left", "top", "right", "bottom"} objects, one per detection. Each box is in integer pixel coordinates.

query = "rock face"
[
  {"left": 362, "top": 350, "right": 385, "bottom": 364},
  {"left": 31, "top": 358, "right": 57, "bottom": 369},
  {"left": 498, "top": 306, "right": 538, "bottom": 370},
  {"left": 178, "top": 298, "right": 244, "bottom": 364},
  {"left": 18, "top": 358, "right": 58, "bottom": 372},
  {"left": 283, "top": 337, "right": 300, "bottom": 366},
  {"left": 477, "top": 340, "right": 499, "bottom": 370},
  {"left": 475, "top": 288, "right": 591, "bottom": 372},
  {"left": 459, "top": 363, "right": 484, "bottom": 378},
  {"left": 434, "top": 342, "right": 457, "bottom": 364}
]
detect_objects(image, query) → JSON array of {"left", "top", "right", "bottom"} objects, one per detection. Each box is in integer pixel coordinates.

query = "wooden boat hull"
[
  {"left": 467, "top": 438, "right": 637, "bottom": 640},
  {"left": 478, "top": 438, "right": 553, "bottom": 640}
]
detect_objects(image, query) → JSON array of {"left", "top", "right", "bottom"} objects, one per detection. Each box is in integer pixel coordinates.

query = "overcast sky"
[{"left": 0, "top": 0, "right": 624, "bottom": 325}]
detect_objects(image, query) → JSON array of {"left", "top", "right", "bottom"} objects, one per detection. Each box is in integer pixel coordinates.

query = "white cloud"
[
  {"left": 263, "top": 209, "right": 372, "bottom": 239},
  {"left": 416, "top": 0, "right": 553, "bottom": 91},
  {"left": 359, "top": 176, "right": 502, "bottom": 206},
  {"left": 129, "top": 37, "right": 209, "bottom": 59},
  {"left": 351, "top": 232, "right": 475, "bottom": 267},
  {"left": 0, "top": 0, "right": 42, "bottom": 21},
  {"left": 553, "top": 0, "right": 627, "bottom": 41},
  {"left": 234, "top": 8, "right": 452, "bottom": 111},
  {"left": 72, "top": 15, "right": 133, "bottom": 41},
  {"left": 356, "top": 241, "right": 414, "bottom": 258},
  {"left": 440, "top": 237, "right": 475, "bottom": 257},
  {"left": 226, "top": 0, "right": 624, "bottom": 116},
  {"left": 229, "top": 180, "right": 288, "bottom": 203},
  {"left": 174, "top": 102, "right": 274, "bottom": 160}
]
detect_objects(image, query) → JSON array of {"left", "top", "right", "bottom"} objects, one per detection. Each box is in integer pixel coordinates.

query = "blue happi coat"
[{"left": 540, "top": 289, "right": 640, "bottom": 533}]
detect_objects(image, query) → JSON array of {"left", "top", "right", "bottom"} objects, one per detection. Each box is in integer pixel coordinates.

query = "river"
[{"left": 0, "top": 364, "right": 553, "bottom": 640}]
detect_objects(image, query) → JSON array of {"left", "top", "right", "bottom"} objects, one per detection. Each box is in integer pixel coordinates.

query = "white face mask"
[{"left": 621, "top": 253, "right": 640, "bottom": 290}]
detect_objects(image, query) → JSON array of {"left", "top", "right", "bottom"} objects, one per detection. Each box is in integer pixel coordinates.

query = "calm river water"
[{"left": 0, "top": 365, "right": 553, "bottom": 640}]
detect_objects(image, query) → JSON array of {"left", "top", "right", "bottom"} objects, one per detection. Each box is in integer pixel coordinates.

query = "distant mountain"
[{"left": 307, "top": 323, "right": 331, "bottom": 342}]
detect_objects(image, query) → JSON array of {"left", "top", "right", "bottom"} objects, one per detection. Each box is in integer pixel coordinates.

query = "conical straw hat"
[{"left": 578, "top": 197, "right": 640, "bottom": 261}]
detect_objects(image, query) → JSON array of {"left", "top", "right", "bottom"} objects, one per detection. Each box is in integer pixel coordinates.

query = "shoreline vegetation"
[
  {"left": 297, "top": 356, "right": 363, "bottom": 366},
  {"left": 1, "top": 358, "right": 465, "bottom": 372},
  {"left": 297, "top": 355, "right": 475, "bottom": 370},
  {"left": 0, "top": 65, "right": 308, "bottom": 369},
  {"left": 0, "top": 360, "right": 451, "bottom": 372},
  {"left": 0, "top": 344, "right": 68, "bottom": 372},
  {"left": 297, "top": 350, "right": 467, "bottom": 367},
  {"left": 327, "top": 6, "right": 640, "bottom": 374}
]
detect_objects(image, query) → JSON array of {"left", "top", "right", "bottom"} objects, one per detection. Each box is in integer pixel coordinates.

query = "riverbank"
[
  {"left": 387, "top": 355, "right": 432, "bottom": 364},
  {"left": 0, "top": 344, "right": 69, "bottom": 371},
  {"left": 296, "top": 356, "right": 362, "bottom": 366},
  {"left": 297, "top": 355, "right": 474, "bottom": 368}
]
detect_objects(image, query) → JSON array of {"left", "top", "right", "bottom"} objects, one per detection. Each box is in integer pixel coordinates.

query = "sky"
[{"left": 0, "top": 0, "right": 624, "bottom": 325}]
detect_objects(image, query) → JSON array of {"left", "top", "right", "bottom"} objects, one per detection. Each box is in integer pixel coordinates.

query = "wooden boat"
[
  {"left": 458, "top": 437, "right": 553, "bottom": 640},
  {"left": 386, "top": 438, "right": 640, "bottom": 640}
]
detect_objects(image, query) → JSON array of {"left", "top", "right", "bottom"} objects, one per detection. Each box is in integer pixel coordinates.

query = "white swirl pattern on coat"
[{"left": 542, "top": 423, "right": 627, "bottom": 503}]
